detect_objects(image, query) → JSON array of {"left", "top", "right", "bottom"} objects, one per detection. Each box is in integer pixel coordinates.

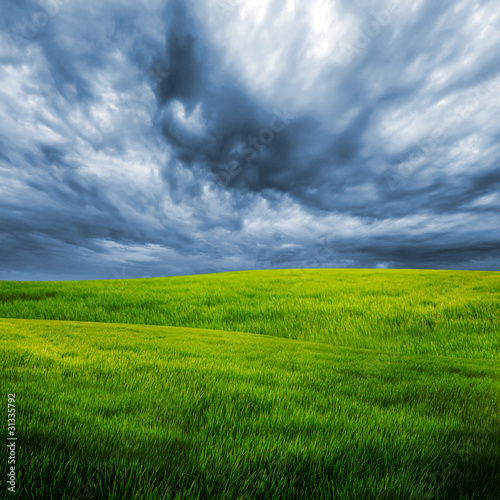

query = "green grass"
[
  {"left": 0, "top": 269, "right": 499, "bottom": 358},
  {"left": 1, "top": 318, "right": 499, "bottom": 500},
  {"left": 1, "top": 269, "right": 499, "bottom": 499}
]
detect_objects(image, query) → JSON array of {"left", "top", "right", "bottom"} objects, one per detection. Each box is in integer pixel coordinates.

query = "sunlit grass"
[
  {"left": 1, "top": 269, "right": 499, "bottom": 498},
  {"left": 1, "top": 318, "right": 499, "bottom": 500},
  {"left": 0, "top": 269, "right": 499, "bottom": 358}
]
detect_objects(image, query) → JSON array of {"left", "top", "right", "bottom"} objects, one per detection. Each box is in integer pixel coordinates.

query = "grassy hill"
[
  {"left": 1, "top": 269, "right": 499, "bottom": 499},
  {"left": 1, "top": 318, "right": 499, "bottom": 499},
  {"left": 0, "top": 269, "right": 499, "bottom": 358}
]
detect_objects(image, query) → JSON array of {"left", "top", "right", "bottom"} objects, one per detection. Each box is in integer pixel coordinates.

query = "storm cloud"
[{"left": 1, "top": 0, "right": 499, "bottom": 279}]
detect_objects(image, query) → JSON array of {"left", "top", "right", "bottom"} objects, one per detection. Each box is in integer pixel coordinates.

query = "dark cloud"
[{"left": 0, "top": 0, "right": 499, "bottom": 280}]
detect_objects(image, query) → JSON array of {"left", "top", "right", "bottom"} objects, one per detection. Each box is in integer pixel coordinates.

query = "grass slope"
[
  {"left": 1, "top": 318, "right": 499, "bottom": 500},
  {"left": 0, "top": 269, "right": 499, "bottom": 359}
]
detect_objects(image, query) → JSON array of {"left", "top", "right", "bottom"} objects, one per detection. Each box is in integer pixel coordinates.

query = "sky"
[{"left": 1, "top": 0, "right": 499, "bottom": 280}]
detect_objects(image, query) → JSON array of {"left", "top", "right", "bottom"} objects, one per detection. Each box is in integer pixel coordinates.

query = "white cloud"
[{"left": 1, "top": 0, "right": 500, "bottom": 278}]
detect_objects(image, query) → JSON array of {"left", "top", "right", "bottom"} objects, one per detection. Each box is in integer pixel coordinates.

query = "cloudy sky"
[{"left": 1, "top": 0, "right": 499, "bottom": 280}]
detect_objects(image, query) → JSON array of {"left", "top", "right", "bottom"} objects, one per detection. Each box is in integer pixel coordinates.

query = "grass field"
[
  {"left": 1, "top": 269, "right": 499, "bottom": 499},
  {"left": 0, "top": 269, "right": 499, "bottom": 358}
]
